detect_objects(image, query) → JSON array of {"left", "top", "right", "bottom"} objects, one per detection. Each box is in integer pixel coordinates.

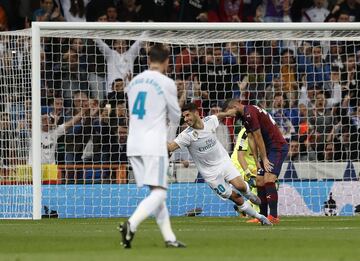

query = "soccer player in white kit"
[
  {"left": 167, "top": 103, "right": 272, "bottom": 225},
  {"left": 119, "top": 44, "right": 185, "bottom": 249}
]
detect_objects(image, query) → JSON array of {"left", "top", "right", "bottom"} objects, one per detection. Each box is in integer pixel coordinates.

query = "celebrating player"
[
  {"left": 224, "top": 99, "right": 289, "bottom": 224},
  {"left": 121, "top": 43, "right": 185, "bottom": 248},
  {"left": 167, "top": 103, "right": 272, "bottom": 226}
]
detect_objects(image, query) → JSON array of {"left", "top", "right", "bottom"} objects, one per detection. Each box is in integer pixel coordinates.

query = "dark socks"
[
  {"left": 257, "top": 186, "right": 268, "bottom": 216},
  {"left": 265, "top": 182, "right": 278, "bottom": 218}
]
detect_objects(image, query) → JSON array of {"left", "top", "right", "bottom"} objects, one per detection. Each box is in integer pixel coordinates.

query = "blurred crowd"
[
  {"left": 1, "top": 0, "right": 360, "bottom": 175},
  {"left": 0, "top": 0, "right": 359, "bottom": 31}
]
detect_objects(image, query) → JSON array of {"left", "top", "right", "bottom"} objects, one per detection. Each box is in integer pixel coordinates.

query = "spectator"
[
  {"left": 197, "top": 44, "right": 238, "bottom": 111},
  {"left": 107, "top": 78, "right": 126, "bottom": 109},
  {"left": 0, "top": 4, "right": 8, "bottom": 31},
  {"left": 351, "top": 105, "right": 360, "bottom": 131},
  {"left": 106, "top": 5, "right": 118, "bottom": 22},
  {"left": 306, "top": 43, "right": 331, "bottom": 91},
  {"left": 327, "top": 41, "right": 345, "bottom": 70},
  {"left": 117, "top": 0, "right": 141, "bottom": 22},
  {"left": 302, "top": 0, "right": 329, "bottom": 22},
  {"left": 82, "top": 98, "right": 101, "bottom": 163},
  {"left": 341, "top": 53, "right": 359, "bottom": 109},
  {"left": 30, "top": 110, "right": 85, "bottom": 165},
  {"left": 325, "top": 66, "right": 342, "bottom": 108},
  {"left": 219, "top": 0, "right": 244, "bottom": 22},
  {"left": 137, "top": 0, "right": 174, "bottom": 22},
  {"left": 333, "top": 0, "right": 360, "bottom": 22},
  {"left": 95, "top": 35, "right": 145, "bottom": 93},
  {"left": 69, "top": 38, "right": 87, "bottom": 71},
  {"left": 269, "top": 93, "right": 295, "bottom": 140},
  {"left": 309, "top": 91, "right": 335, "bottom": 160},
  {"left": 110, "top": 125, "right": 128, "bottom": 163},
  {"left": 279, "top": 48, "right": 298, "bottom": 93},
  {"left": 59, "top": 0, "right": 89, "bottom": 22},
  {"left": 262, "top": 0, "right": 292, "bottom": 22},
  {"left": 299, "top": 76, "right": 317, "bottom": 109},
  {"left": 86, "top": 0, "right": 113, "bottom": 21},
  {"left": 178, "top": 0, "right": 209, "bottom": 22},
  {"left": 337, "top": 10, "right": 350, "bottom": 22},
  {"left": 290, "top": 0, "right": 313, "bottom": 21},
  {"left": 63, "top": 91, "right": 92, "bottom": 163},
  {"left": 243, "top": 48, "right": 266, "bottom": 104},
  {"left": 33, "top": 0, "right": 65, "bottom": 21},
  {"left": 53, "top": 49, "right": 88, "bottom": 104},
  {"left": 287, "top": 137, "right": 301, "bottom": 161}
]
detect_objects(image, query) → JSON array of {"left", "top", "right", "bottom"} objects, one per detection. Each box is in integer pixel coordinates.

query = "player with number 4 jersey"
[{"left": 121, "top": 44, "right": 185, "bottom": 249}]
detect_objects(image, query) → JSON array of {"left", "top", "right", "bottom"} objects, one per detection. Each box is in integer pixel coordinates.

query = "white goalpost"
[{"left": 0, "top": 22, "right": 360, "bottom": 219}]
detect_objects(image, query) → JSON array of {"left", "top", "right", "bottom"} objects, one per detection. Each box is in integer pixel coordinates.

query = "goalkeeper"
[{"left": 231, "top": 127, "right": 260, "bottom": 221}]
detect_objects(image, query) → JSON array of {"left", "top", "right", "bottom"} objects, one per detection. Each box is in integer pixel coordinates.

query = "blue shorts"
[{"left": 259, "top": 144, "right": 289, "bottom": 176}]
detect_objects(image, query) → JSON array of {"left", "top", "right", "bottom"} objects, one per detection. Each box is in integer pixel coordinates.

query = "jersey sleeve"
[
  {"left": 237, "top": 129, "right": 249, "bottom": 151},
  {"left": 210, "top": 115, "right": 219, "bottom": 129},
  {"left": 54, "top": 124, "right": 66, "bottom": 139},
  {"left": 174, "top": 131, "right": 191, "bottom": 149},
  {"left": 247, "top": 108, "right": 260, "bottom": 132},
  {"left": 164, "top": 79, "right": 181, "bottom": 126},
  {"left": 204, "top": 115, "right": 219, "bottom": 130},
  {"left": 95, "top": 39, "right": 114, "bottom": 57}
]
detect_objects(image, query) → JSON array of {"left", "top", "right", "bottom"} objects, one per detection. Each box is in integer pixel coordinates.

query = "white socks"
[
  {"left": 128, "top": 188, "right": 176, "bottom": 242},
  {"left": 241, "top": 181, "right": 252, "bottom": 197},
  {"left": 153, "top": 202, "right": 176, "bottom": 242},
  {"left": 238, "top": 201, "right": 262, "bottom": 219},
  {"left": 129, "top": 189, "right": 166, "bottom": 232}
]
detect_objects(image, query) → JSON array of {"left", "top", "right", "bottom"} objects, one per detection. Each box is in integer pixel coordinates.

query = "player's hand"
[{"left": 262, "top": 158, "right": 274, "bottom": 173}]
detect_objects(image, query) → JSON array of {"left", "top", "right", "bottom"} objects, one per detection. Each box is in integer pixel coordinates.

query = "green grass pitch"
[{"left": 0, "top": 216, "right": 359, "bottom": 261}]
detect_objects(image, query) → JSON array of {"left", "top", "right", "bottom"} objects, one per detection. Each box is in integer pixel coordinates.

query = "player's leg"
[
  {"left": 121, "top": 156, "right": 168, "bottom": 248},
  {"left": 208, "top": 175, "right": 271, "bottom": 225},
  {"left": 127, "top": 186, "right": 167, "bottom": 234},
  {"left": 256, "top": 171, "right": 268, "bottom": 217},
  {"left": 153, "top": 201, "right": 186, "bottom": 248},
  {"left": 224, "top": 163, "right": 261, "bottom": 205},
  {"left": 263, "top": 144, "right": 289, "bottom": 223}
]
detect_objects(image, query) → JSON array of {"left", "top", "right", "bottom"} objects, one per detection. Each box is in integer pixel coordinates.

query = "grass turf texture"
[{"left": 0, "top": 217, "right": 359, "bottom": 261}]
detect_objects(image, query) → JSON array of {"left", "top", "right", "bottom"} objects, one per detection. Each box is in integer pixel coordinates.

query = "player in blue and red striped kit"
[{"left": 224, "top": 99, "right": 289, "bottom": 224}]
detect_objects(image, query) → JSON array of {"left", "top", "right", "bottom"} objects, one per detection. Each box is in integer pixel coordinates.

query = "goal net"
[{"left": 1, "top": 23, "right": 360, "bottom": 219}]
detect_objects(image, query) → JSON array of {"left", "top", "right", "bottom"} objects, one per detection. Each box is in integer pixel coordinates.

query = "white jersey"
[
  {"left": 302, "top": 7, "right": 329, "bottom": 22},
  {"left": 126, "top": 70, "right": 181, "bottom": 157},
  {"left": 96, "top": 39, "right": 143, "bottom": 92},
  {"left": 174, "top": 115, "right": 231, "bottom": 179},
  {"left": 28, "top": 124, "right": 66, "bottom": 164}
]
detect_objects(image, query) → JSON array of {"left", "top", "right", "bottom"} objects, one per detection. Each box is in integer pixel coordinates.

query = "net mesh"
[{"left": 0, "top": 26, "right": 360, "bottom": 218}]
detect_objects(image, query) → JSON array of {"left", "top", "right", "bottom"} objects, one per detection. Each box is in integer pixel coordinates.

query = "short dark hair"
[
  {"left": 149, "top": 43, "right": 170, "bottom": 63},
  {"left": 111, "top": 78, "right": 123, "bottom": 88},
  {"left": 182, "top": 103, "right": 198, "bottom": 113}
]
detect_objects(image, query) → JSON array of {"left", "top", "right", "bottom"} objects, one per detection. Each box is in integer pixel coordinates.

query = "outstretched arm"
[
  {"left": 63, "top": 111, "right": 83, "bottom": 131},
  {"left": 95, "top": 39, "right": 114, "bottom": 57},
  {"left": 216, "top": 108, "right": 237, "bottom": 122}
]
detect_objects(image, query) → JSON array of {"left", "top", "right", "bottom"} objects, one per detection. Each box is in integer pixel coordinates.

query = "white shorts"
[
  {"left": 129, "top": 156, "right": 169, "bottom": 189},
  {"left": 205, "top": 161, "right": 241, "bottom": 199}
]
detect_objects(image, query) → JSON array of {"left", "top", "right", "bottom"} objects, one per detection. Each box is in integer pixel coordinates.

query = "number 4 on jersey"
[{"left": 132, "top": 91, "right": 147, "bottom": 119}]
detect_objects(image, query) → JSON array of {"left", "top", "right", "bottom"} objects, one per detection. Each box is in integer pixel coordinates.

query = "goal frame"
[{"left": 31, "top": 22, "right": 360, "bottom": 219}]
